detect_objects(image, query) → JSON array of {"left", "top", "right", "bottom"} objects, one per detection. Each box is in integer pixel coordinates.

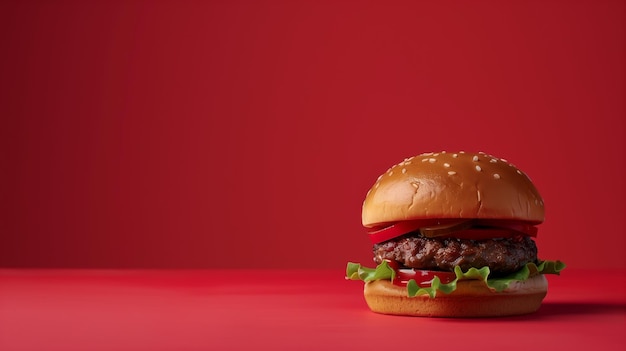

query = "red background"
[
  {"left": 1, "top": 269, "right": 624, "bottom": 351},
  {"left": 1, "top": 0, "right": 624, "bottom": 270}
]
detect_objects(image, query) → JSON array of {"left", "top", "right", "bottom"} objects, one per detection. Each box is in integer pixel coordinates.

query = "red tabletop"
[{"left": 1, "top": 269, "right": 624, "bottom": 350}]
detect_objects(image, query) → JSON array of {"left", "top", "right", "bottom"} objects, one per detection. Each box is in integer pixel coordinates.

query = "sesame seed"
[
  {"left": 459, "top": 151, "right": 465, "bottom": 153},
  {"left": 493, "top": 173, "right": 500, "bottom": 179},
  {"left": 472, "top": 156, "right": 479, "bottom": 162},
  {"left": 422, "top": 158, "right": 428, "bottom": 162},
  {"left": 411, "top": 182, "right": 419, "bottom": 188},
  {"left": 422, "top": 152, "right": 433, "bottom": 156},
  {"left": 441, "top": 151, "right": 446, "bottom": 154},
  {"left": 452, "top": 154, "right": 458, "bottom": 158},
  {"left": 375, "top": 183, "right": 380, "bottom": 188},
  {"left": 388, "top": 171, "right": 393, "bottom": 176},
  {"left": 500, "top": 158, "right": 508, "bottom": 162},
  {"left": 477, "top": 190, "right": 482, "bottom": 202},
  {"left": 490, "top": 158, "right": 498, "bottom": 163},
  {"left": 428, "top": 158, "right": 436, "bottom": 163},
  {"left": 516, "top": 170, "right": 522, "bottom": 175},
  {"left": 404, "top": 161, "right": 412, "bottom": 165},
  {"left": 475, "top": 165, "right": 482, "bottom": 171},
  {"left": 478, "top": 151, "right": 486, "bottom": 155},
  {"left": 443, "top": 163, "right": 450, "bottom": 168},
  {"left": 448, "top": 171, "right": 456, "bottom": 175},
  {"left": 377, "top": 175, "right": 383, "bottom": 181},
  {"left": 402, "top": 168, "right": 407, "bottom": 174}
]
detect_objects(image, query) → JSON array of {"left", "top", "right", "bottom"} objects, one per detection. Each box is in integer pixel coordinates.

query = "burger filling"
[{"left": 373, "top": 233, "right": 537, "bottom": 275}]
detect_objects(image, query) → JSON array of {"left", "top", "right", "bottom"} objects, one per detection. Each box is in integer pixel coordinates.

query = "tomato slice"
[
  {"left": 394, "top": 268, "right": 457, "bottom": 287},
  {"left": 367, "top": 219, "right": 467, "bottom": 244},
  {"left": 366, "top": 221, "right": 421, "bottom": 244},
  {"left": 367, "top": 219, "right": 538, "bottom": 243}
]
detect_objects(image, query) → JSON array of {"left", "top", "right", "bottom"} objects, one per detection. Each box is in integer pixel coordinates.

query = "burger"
[{"left": 346, "top": 151, "right": 565, "bottom": 317}]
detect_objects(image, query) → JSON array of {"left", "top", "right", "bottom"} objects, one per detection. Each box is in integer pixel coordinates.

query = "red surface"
[
  {"left": 0, "top": 269, "right": 624, "bottom": 351},
  {"left": 0, "top": 1, "right": 624, "bottom": 270}
]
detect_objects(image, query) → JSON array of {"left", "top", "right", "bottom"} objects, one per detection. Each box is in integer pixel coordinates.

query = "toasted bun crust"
[
  {"left": 363, "top": 274, "right": 548, "bottom": 317},
  {"left": 362, "top": 152, "right": 545, "bottom": 227}
]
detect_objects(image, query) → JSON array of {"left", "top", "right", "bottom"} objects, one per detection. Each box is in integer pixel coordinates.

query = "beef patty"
[{"left": 373, "top": 234, "right": 537, "bottom": 275}]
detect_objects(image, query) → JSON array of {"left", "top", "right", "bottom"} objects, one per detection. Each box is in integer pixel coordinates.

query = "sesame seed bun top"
[{"left": 362, "top": 151, "right": 545, "bottom": 227}]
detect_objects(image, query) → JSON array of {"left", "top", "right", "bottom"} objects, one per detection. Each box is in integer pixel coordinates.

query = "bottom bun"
[{"left": 363, "top": 274, "right": 548, "bottom": 317}]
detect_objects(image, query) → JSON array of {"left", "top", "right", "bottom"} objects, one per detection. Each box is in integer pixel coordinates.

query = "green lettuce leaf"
[
  {"left": 346, "top": 260, "right": 566, "bottom": 298},
  {"left": 346, "top": 260, "right": 396, "bottom": 282}
]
